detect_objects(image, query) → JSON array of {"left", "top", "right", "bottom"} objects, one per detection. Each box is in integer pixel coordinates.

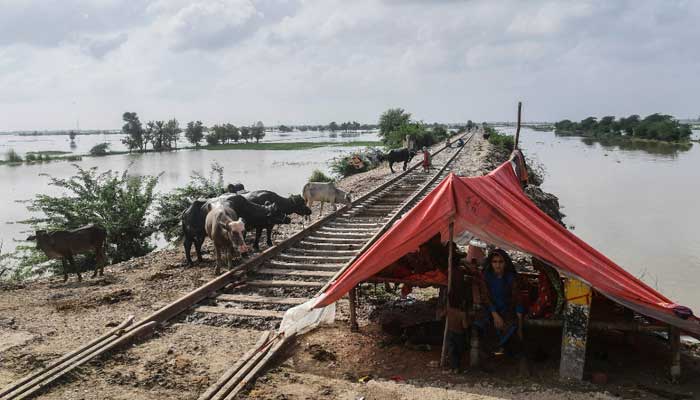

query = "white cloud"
[{"left": 1, "top": 0, "right": 700, "bottom": 130}]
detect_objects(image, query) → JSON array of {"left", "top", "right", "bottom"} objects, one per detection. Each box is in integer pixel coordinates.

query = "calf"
[
  {"left": 387, "top": 148, "right": 417, "bottom": 173},
  {"left": 302, "top": 182, "right": 352, "bottom": 218},
  {"left": 243, "top": 190, "right": 312, "bottom": 249},
  {"left": 204, "top": 204, "right": 248, "bottom": 274},
  {"left": 221, "top": 194, "right": 291, "bottom": 251},
  {"left": 27, "top": 224, "right": 107, "bottom": 282}
]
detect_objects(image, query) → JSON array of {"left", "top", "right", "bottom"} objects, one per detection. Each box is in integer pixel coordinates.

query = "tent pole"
[
  {"left": 349, "top": 286, "right": 359, "bottom": 332},
  {"left": 440, "top": 221, "right": 455, "bottom": 368},
  {"left": 514, "top": 101, "right": 522, "bottom": 149},
  {"left": 670, "top": 326, "right": 681, "bottom": 382}
]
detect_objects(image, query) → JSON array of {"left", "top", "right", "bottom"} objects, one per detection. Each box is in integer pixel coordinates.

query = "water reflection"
[{"left": 580, "top": 137, "right": 693, "bottom": 158}]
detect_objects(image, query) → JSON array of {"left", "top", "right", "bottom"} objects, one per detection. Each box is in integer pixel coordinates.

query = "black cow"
[
  {"left": 182, "top": 199, "right": 209, "bottom": 265},
  {"left": 222, "top": 194, "right": 291, "bottom": 250},
  {"left": 227, "top": 183, "right": 245, "bottom": 193},
  {"left": 387, "top": 148, "right": 417, "bottom": 173},
  {"left": 243, "top": 190, "right": 312, "bottom": 248}
]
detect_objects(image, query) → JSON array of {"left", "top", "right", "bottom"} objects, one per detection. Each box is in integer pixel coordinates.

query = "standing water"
[
  {"left": 0, "top": 131, "right": 378, "bottom": 254},
  {"left": 508, "top": 127, "right": 700, "bottom": 311}
]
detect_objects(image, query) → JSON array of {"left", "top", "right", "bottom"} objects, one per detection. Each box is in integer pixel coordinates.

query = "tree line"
[
  {"left": 120, "top": 112, "right": 268, "bottom": 151},
  {"left": 554, "top": 114, "right": 692, "bottom": 142}
]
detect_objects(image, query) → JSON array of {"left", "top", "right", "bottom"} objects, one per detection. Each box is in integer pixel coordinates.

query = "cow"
[
  {"left": 243, "top": 190, "right": 312, "bottom": 249},
  {"left": 26, "top": 224, "right": 107, "bottom": 282},
  {"left": 221, "top": 194, "right": 291, "bottom": 251},
  {"left": 204, "top": 204, "right": 248, "bottom": 274},
  {"left": 181, "top": 194, "right": 289, "bottom": 263},
  {"left": 227, "top": 183, "right": 245, "bottom": 193},
  {"left": 386, "top": 148, "right": 417, "bottom": 173},
  {"left": 302, "top": 182, "right": 352, "bottom": 218},
  {"left": 182, "top": 199, "right": 209, "bottom": 265}
]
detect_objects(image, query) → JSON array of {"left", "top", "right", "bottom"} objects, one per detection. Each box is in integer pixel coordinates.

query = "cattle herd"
[
  {"left": 24, "top": 146, "right": 432, "bottom": 281},
  {"left": 26, "top": 177, "right": 362, "bottom": 280}
]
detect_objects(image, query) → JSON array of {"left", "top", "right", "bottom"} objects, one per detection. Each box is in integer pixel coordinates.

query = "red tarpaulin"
[{"left": 314, "top": 161, "right": 700, "bottom": 337}]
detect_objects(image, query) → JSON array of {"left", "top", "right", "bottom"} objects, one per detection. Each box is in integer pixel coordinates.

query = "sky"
[{"left": 1, "top": 0, "right": 699, "bottom": 131}]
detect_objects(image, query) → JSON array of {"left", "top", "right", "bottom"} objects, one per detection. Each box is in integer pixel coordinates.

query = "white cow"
[{"left": 302, "top": 182, "right": 352, "bottom": 218}]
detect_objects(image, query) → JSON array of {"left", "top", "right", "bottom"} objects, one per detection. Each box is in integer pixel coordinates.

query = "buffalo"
[
  {"left": 243, "top": 190, "right": 311, "bottom": 249},
  {"left": 387, "top": 148, "right": 417, "bottom": 173}
]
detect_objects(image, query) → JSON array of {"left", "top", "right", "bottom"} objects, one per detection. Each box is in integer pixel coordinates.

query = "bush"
[
  {"left": 90, "top": 143, "right": 110, "bottom": 156},
  {"left": 154, "top": 163, "right": 227, "bottom": 242},
  {"left": 308, "top": 169, "right": 334, "bottom": 183},
  {"left": 6, "top": 149, "right": 22, "bottom": 163},
  {"left": 24, "top": 165, "right": 160, "bottom": 270},
  {"left": 25, "top": 153, "right": 37, "bottom": 162},
  {"left": 485, "top": 126, "right": 515, "bottom": 151},
  {"left": 65, "top": 155, "right": 82, "bottom": 161}
]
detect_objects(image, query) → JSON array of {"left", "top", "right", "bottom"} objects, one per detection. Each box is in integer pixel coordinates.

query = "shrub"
[
  {"left": 90, "top": 143, "right": 110, "bottom": 156},
  {"left": 65, "top": 155, "right": 81, "bottom": 161},
  {"left": 154, "top": 163, "right": 227, "bottom": 242},
  {"left": 485, "top": 127, "right": 515, "bottom": 152},
  {"left": 24, "top": 165, "right": 160, "bottom": 270},
  {"left": 25, "top": 153, "right": 37, "bottom": 162},
  {"left": 308, "top": 169, "right": 334, "bottom": 183},
  {"left": 6, "top": 149, "right": 22, "bottom": 163}
]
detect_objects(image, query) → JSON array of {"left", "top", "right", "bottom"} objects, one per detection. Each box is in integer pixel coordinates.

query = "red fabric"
[{"left": 314, "top": 161, "right": 700, "bottom": 337}]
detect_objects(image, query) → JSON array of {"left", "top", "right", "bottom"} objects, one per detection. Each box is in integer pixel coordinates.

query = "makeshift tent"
[{"left": 314, "top": 160, "right": 700, "bottom": 338}]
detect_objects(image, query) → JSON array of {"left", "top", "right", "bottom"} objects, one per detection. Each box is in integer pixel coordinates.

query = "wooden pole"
[
  {"left": 440, "top": 221, "right": 455, "bottom": 368},
  {"left": 670, "top": 327, "right": 681, "bottom": 383},
  {"left": 514, "top": 101, "right": 522, "bottom": 149},
  {"left": 559, "top": 278, "right": 592, "bottom": 381},
  {"left": 349, "top": 286, "right": 359, "bottom": 332}
]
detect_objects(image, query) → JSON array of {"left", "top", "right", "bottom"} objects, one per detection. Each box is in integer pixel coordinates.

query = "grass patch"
[{"left": 200, "top": 141, "right": 382, "bottom": 151}]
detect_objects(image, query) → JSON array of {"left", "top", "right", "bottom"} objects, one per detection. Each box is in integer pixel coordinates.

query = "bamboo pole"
[
  {"left": 439, "top": 220, "right": 455, "bottom": 368},
  {"left": 514, "top": 102, "right": 522, "bottom": 149}
]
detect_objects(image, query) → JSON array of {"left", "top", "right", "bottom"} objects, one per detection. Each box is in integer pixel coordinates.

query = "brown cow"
[
  {"left": 27, "top": 224, "right": 107, "bottom": 282},
  {"left": 204, "top": 203, "right": 248, "bottom": 274}
]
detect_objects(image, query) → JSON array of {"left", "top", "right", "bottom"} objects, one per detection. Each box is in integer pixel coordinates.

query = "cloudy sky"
[{"left": 1, "top": 0, "right": 699, "bottom": 130}]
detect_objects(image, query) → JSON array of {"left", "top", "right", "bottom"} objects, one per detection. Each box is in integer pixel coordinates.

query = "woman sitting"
[{"left": 476, "top": 249, "right": 525, "bottom": 357}]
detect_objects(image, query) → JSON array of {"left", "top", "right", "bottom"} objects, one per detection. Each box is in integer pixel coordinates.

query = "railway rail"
[{"left": 0, "top": 129, "right": 476, "bottom": 400}]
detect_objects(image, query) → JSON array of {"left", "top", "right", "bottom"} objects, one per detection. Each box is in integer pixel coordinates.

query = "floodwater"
[
  {"left": 0, "top": 130, "right": 378, "bottom": 254},
  {"left": 0, "top": 129, "right": 378, "bottom": 156},
  {"left": 507, "top": 127, "right": 700, "bottom": 311}
]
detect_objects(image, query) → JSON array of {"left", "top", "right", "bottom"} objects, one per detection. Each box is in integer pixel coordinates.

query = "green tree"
[
  {"left": 252, "top": 121, "right": 265, "bottom": 143},
  {"left": 89, "top": 143, "right": 110, "bottom": 156},
  {"left": 328, "top": 121, "right": 339, "bottom": 132},
  {"left": 121, "top": 112, "right": 145, "bottom": 152},
  {"left": 185, "top": 121, "right": 205, "bottom": 146},
  {"left": 379, "top": 108, "right": 412, "bottom": 145},
  {"left": 25, "top": 165, "right": 159, "bottom": 265},
  {"left": 69, "top": 131, "right": 77, "bottom": 141},
  {"left": 163, "top": 118, "right": 181, "bottom": 149},
  {"left": 146, "top": 120, "right": 165, "bottom": 151},
  {"left": 225, "top": 123, "right": 240, "bottom": 143},
  {"left": 240, "top": 126, "right": 251, "bottom": 143}
]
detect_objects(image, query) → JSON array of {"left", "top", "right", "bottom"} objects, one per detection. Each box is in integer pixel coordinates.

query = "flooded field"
[
  {"left": 0, "top": 131, "right": 378, "bottom": 253},
  {"left": 511, "top": 127, "right": 700, "bottom": 311}
]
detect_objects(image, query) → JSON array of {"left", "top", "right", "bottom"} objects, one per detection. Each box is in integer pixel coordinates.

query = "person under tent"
[{"left": 475, "top": 249, "right": 525, "bottom": 358}]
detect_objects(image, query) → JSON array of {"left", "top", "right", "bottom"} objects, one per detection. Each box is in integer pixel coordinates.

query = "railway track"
[
  {"left": 191, "top": 130, "right": 476, "bottom": 329},
  {"left": 0, "top": 130, "right": 476, "bottom": 400}
]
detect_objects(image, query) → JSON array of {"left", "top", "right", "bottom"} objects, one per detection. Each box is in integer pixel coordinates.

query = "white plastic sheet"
[{"left": 278, "top": 298, "right": 336, "bottom": 336}]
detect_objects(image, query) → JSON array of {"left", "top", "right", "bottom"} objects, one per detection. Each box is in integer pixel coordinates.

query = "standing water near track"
[
  {"left": 0, "top": 138, "right": 376, "bottom": 254},
  {"left": 505, "top": 126, "right": 700, "bottom": 312}
]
